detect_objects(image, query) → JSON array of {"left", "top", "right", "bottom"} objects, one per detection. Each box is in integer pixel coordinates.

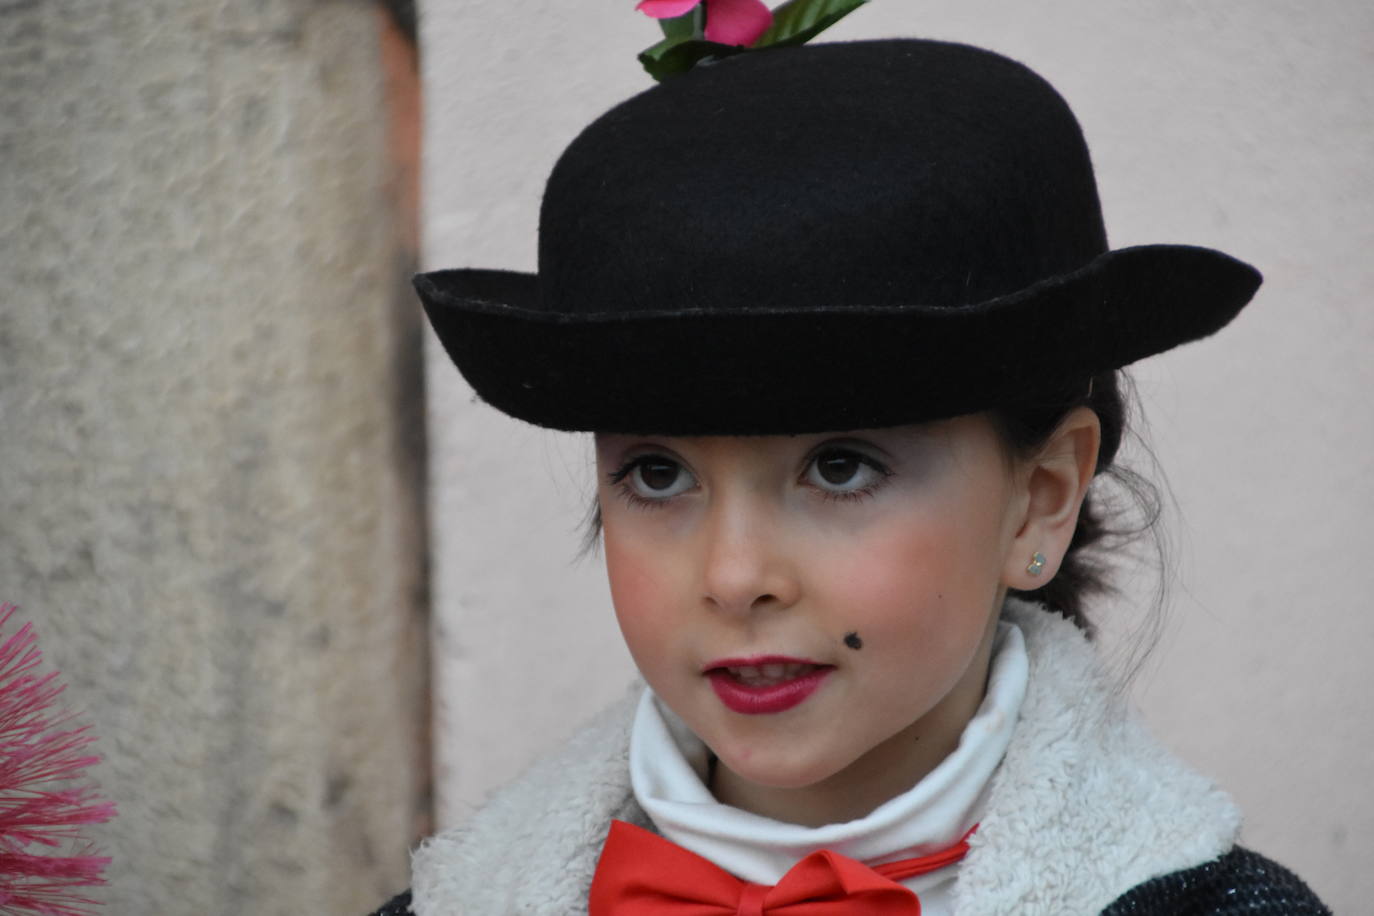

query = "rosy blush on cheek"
[
  {"left": 605, "top": 543, "right": 656, "bottom": 614},
  {"left": 824, "top": 521, "right": 952, "bottom": 611},
  {"left": 605, "top": 543, "right": 653, "bottom": 612},
  {"left": 603, "top": 529, "right": 688, "bottom": 680},
  {"left": 809, "top": 506, "right": 1001, "bottom": 697}
]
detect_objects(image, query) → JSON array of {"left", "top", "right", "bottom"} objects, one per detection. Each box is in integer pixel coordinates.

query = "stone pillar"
[{"left": 0, "top": 2, "right": 428, "bottom": 912}]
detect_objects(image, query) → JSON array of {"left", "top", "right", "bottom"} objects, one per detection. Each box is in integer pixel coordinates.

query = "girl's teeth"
[{"left": 725, "top": 663, "right": 818, "bottom": 685}]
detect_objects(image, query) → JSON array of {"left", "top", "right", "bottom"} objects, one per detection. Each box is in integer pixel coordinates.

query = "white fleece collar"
[
  {"left": 410, "top": 599, "right": 1239, "bottom": 916},
  {"left": 951, "top": 603, "right": 1240, "bottom": 914}
]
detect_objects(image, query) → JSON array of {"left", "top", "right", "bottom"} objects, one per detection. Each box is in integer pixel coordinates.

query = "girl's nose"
[{"left": 699, "top": 503, "right": 801, "bottom": 616}]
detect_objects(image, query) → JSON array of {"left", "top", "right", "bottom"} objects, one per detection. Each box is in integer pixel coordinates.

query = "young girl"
[{"left": 374, "top": 34, "right": 1330, "bottom": 916}]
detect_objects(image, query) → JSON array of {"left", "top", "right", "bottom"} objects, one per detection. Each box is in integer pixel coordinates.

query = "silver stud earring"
[{"left": 1026, "top": 552, "right": 1047, "bottom": 576}]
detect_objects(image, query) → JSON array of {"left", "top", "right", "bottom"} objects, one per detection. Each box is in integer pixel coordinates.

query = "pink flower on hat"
[{"left": 637, "top": 0, "right": 773, "bottom": 48}]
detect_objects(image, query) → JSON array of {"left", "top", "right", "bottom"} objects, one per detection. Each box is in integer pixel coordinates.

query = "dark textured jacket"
[{"left": 371, "top": 602, "right": 1330, "bottom": 915}]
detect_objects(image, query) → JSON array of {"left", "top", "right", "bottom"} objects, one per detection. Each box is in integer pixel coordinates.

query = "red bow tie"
[{"left": 589, "top": 819, "right": 977, "bottom": 915}]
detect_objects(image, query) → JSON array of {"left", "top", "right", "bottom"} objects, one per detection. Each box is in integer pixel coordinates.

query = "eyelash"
[
  {"left": 606, "top": 457, "right": 683, "bottom": 512},
  {"left": 806, "top": 447, "right": 893, "bottom": 503},
  {"left": 605, "top": 447, "right": 892, "bottom": 510}
]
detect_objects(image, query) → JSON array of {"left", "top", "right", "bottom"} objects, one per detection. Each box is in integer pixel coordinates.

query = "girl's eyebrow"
[
  {"left": 803, "top": 427, "right": 938, "bottom": 462},
  {"left": 596, "top": 439, "right": 699, "bottom": 476},
  {"left": 804, "top": 434, "right": 899, "bottom": 460},
  {"left": 596, "top": 436, "right": 682, "bottom": 458}
]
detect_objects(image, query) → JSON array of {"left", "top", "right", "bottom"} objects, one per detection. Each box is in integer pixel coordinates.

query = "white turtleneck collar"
[{"left": 629, "top": 621, "right": 1029, "bottom": 913}]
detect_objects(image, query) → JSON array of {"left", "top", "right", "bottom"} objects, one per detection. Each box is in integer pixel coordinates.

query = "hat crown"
[{"left": 538, "top": 39, "right": 1108, "bottom": 314}]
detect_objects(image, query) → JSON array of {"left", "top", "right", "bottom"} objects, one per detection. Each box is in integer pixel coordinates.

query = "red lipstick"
[{"left": 703, "top": 655, "right": 834, "bottom": 715}]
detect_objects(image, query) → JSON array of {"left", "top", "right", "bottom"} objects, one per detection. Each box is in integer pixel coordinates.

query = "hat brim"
[{"left": 414, "top": 244, "right": 1260, "bottom": 435}]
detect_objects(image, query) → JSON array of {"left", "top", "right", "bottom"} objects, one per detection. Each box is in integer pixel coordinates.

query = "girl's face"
[{"left": 596, "top": 414, "right": 1037, "bottom": 823}]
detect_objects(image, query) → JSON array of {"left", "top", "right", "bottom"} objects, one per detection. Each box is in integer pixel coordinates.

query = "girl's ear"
[{"left": 1002, "top": 407, "right": 1101, "bottom": 589}]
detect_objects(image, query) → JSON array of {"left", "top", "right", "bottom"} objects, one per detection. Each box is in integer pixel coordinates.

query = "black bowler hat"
[{"left": 415, "top": 38, "right": 1260, "bottom": 435}]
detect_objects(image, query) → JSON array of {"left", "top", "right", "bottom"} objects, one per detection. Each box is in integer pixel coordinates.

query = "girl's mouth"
[
  {"left": 721, "top": 661, "right": 821, "bottom": 686},
  {"left": 703, "top": 656, "right": 834, "bottom": 714}
]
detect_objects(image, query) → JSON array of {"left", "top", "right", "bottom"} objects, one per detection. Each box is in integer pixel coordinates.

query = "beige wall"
[
  {"left": 419, "top": 2, "right": 1372, "bottom": 911},
  {"left": 1, "top": 2, "right": 428, "bottom": 911}
]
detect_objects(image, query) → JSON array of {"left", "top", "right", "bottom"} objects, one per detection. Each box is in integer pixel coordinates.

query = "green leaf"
[
  {"left": 639, "top": 0, "right": 868, "bottom": 81},
  {"left": 638, "top": 36, "right": 747, "bottom": 82},
  {"left": 753, "top": 0, "right": 870, "bottom": 48},
  {"left": 658, "top": 6, "right": 705, "bottom": 41}
]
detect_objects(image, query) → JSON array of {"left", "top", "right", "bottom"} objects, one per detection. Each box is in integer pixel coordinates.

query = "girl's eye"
[
  {"left": 804, "top": 447, "right": 890, "bottom": 496},
  {"left": 610, "top": 455, "right": 696, "bottom": 503}
]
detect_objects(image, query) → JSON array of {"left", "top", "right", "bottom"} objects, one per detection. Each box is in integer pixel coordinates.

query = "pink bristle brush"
[{"left": 0, "top": 603, "right": 115, "bottom": 916}]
